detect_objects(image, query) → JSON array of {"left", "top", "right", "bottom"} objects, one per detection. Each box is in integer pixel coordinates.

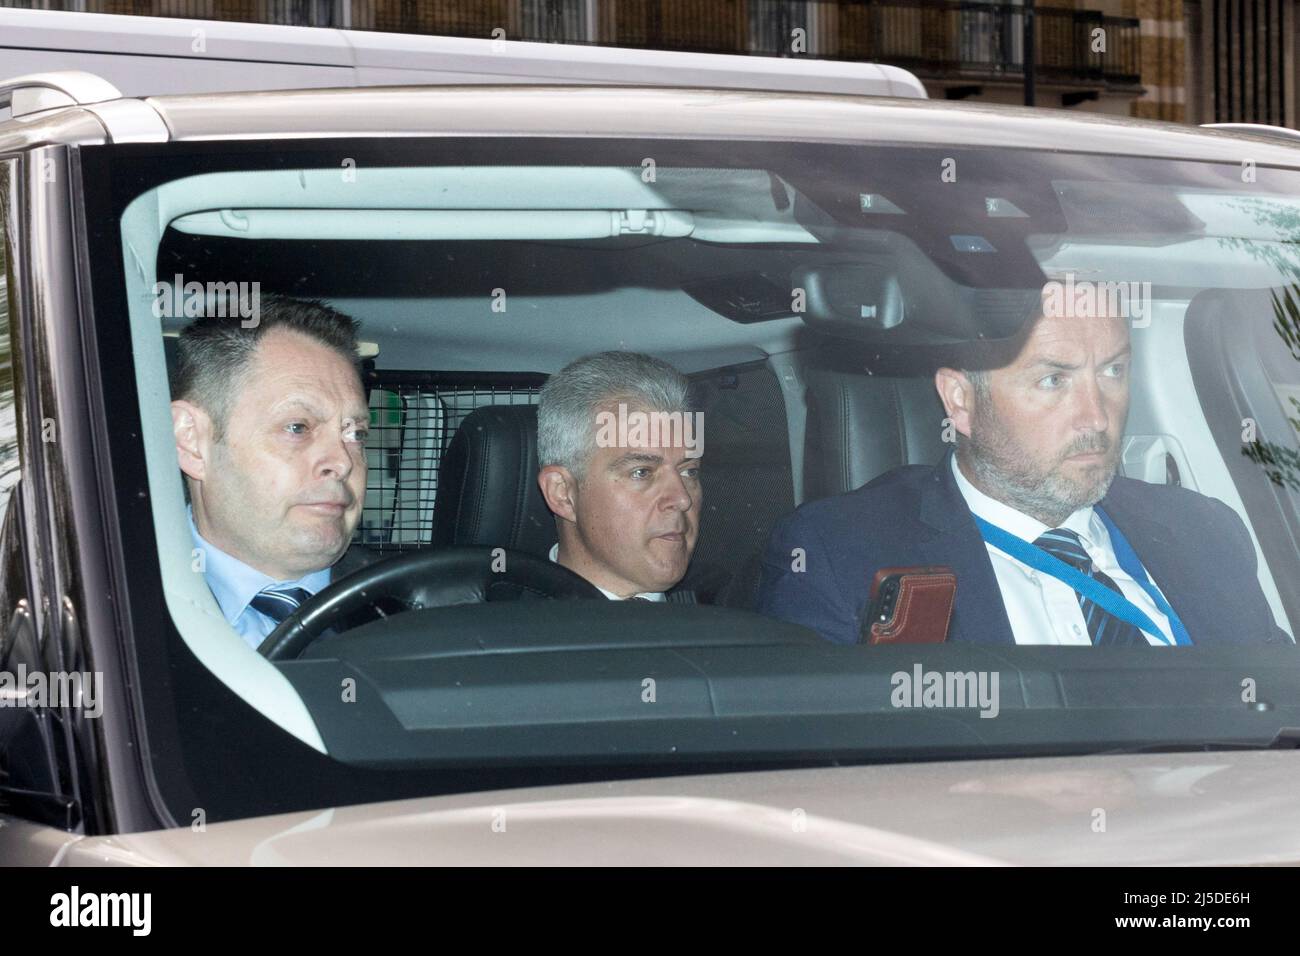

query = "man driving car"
[
  {"left": 171, "top": 295, "right": 375, "bottom": 648},
  {"left": 536, "top": 351, "right": 704, "bottom": 602}
]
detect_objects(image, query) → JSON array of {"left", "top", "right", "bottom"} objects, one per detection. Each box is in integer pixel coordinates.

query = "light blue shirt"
[{"left": 187, "top": 504, "right": 332, "bottom": 649}]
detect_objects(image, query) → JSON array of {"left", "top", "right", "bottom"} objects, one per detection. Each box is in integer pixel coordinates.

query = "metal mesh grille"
[{"left": 358, "top": 371, "right": 544, "bottom": 551}]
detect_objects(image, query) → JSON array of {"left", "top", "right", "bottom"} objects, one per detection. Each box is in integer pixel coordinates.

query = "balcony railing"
[
  {"left": 0, "top": 0, "right": 1141, "bottom": 87},
  {"left": 637, "top": 0, "right": 1142, "bottom": 88},
  {"left": 824, "top": 2, "right": 1141, "bottom": 87}
]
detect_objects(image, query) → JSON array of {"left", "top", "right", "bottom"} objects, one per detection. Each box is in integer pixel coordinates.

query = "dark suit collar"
[
  {"left": 1096, "top": 479, "right": 1200, "bottom": 639},
  {"left": 920, "top": 446, "right": 975, "bottom": 534},
  {"left": 1098, "top": 480, "right": 1176, "bottom": 549},
  {"left": 916, "top": 447, "right": 1016, "bottom": 645}
]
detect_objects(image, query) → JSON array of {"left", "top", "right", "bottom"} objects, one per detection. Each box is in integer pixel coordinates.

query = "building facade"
[{"left": 2, "top": 0, "right": 1294, "bottom": 126}]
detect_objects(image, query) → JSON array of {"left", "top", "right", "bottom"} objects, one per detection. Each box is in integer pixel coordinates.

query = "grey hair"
[
  {"left": 961, "top": 368, "right": 991, "bottom": 401},
  {"left": 954, "top": 368, "right": 991, "bottom": 453},
  {"left": 537, "top": 351, "right": 693, "bottom": 478}
]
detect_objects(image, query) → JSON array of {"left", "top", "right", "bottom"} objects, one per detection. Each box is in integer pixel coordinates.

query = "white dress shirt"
[
  {"left": 547, "top": 543, "right": 666, "bottom": 602},
  {"left": 950, "top": 455, "right": 1175, "bottom": 646}
]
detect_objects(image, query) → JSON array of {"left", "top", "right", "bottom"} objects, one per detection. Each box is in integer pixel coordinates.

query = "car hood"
[{"left": 59, "top": 750, "right": 1300, "bottom": 865}]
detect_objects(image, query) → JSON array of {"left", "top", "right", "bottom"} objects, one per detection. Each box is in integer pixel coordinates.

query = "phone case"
[{"left": 863, "top": 565, "right": 957, "bottom": 645}]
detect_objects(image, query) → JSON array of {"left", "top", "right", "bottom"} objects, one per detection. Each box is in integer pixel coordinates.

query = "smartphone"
[{"left": 861, "top": 566, "right": 957, "bottom": 645}]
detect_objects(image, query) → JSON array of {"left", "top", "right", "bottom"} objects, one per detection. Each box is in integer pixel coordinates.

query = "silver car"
[{"left": 1, "top": 42, "right": 1299, "bottom": 868}]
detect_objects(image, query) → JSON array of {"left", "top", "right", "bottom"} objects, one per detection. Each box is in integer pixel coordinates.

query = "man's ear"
[
  {"left": 172, "top": 399, "right": 213, "bottom": 483},
  {"left": 934, "top": 367, "right": 978, "bottom": 440},
  {"left": 537, "top": 465, "right": 578, "bottom": 523}
]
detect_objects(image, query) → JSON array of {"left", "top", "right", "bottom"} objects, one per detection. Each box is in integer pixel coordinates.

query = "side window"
[
  {"left": 0, "top": 185, "right": 16, "bottom": 523},
  {"left": 0, "top": 154, "right": 30, "bottom": 664}
]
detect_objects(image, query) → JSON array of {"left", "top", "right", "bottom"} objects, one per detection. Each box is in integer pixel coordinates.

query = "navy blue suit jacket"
[{"left": 757, "top": 449, "right": 1293, "bottom": 647}]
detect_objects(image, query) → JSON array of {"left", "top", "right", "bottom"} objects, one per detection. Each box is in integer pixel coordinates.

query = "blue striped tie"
[
  {"left": 249, "top": 586, "right": 314, "bottom": 626},
  {"left": 1032, "top": 528, "right": 1145, "bottom": 646}
]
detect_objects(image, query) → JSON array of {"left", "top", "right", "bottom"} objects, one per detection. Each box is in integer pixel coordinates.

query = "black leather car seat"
[{"left": 429, "top": 404, "right": 557, "bottom": 556}]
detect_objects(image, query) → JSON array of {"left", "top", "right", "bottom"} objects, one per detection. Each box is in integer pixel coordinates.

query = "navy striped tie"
[
  {"left": 1032, "top": 528, "right": 1145, "bottom": 646},
  {"left": 249, "top": 586, "right": 314, "bottom": 626}
]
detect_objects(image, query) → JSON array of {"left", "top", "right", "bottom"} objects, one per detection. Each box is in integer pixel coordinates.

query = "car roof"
[
  {"left": 5, "top": 82, "right": 1300, "bottom": 167},
  {"left": 0, "top": 7, "right": 927, "bottom": 100}
]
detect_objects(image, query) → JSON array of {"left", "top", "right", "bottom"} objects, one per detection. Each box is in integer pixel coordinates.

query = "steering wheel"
[{"left": 258, "top": 546, "right": 603, "bottom": 661}]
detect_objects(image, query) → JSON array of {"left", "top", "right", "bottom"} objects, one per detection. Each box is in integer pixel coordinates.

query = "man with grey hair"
[
  {"left": 536, "top": 351, "right": 704, "bottom": 602},
  {"left": 759, "top": 285, "right": 1291, "bottom": 647},
  {"left": 171, "top": 294, "right": 377, "bottom": 648}
]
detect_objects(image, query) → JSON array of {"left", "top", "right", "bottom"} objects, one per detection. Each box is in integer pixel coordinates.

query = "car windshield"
[{"left": 83, "top": 136, "right": 1300, "bottom": 823}]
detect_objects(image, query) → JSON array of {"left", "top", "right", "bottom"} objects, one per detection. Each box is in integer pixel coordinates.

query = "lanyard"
[
  {"left": 1095, "top": 507, "right": 1194, "bottom": 646},
  {"left": 973, "top": 508, "right": 1193, "bottom": 646}
]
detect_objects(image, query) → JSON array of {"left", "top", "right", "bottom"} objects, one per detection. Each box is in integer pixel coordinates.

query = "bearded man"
[{"left": 757, "top": 287, "right": 1292, "bottom": 647}]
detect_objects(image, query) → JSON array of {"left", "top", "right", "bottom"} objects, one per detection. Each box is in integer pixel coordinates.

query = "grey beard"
[{"left": 962, "top": 430, "right": 1119, "bottom": 528}]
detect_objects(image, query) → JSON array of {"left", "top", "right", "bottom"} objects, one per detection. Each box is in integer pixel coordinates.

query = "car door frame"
[{"left": 0, "top": 142, "right": 165, "bottom": 860}]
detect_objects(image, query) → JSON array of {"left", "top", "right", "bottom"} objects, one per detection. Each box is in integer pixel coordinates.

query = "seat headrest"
[
  {"left": 802, "top": 366, "right": 948, "bottom": 499},
  {"left": 430, "top": 404, "right": 557, "bottom": 556}
]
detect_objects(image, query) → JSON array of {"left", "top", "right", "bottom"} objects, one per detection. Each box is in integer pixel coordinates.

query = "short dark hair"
[{"left": 172, "top": 295, "right": 362, "bottom": 441}]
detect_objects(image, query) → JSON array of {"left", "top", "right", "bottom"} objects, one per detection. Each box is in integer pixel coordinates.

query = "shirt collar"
[
  {"left": 547, "top": 542, "right": 667, "bottom": 602},
  {"left": 950, "top": 454, "right": 1100, "bottom": 546},
  {"left": 188, "top": 504, "right": 332, "bottom": 625}
]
